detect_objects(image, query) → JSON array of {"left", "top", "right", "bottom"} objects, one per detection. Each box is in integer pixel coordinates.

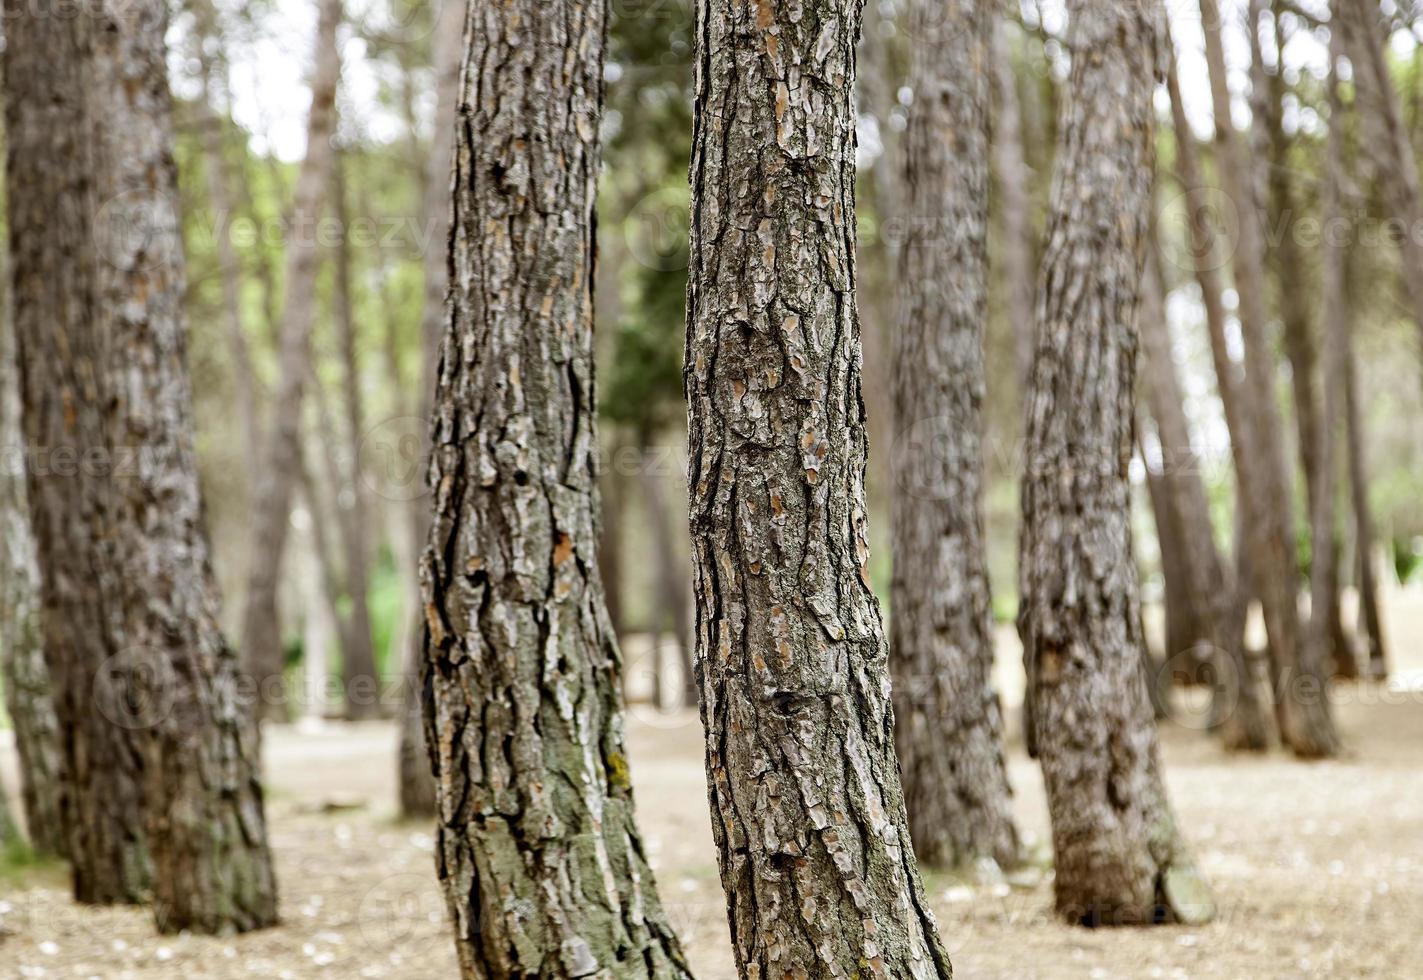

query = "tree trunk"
[
  {"left": 889, "top": 0, "right": 1020, "bottom": 873},
  {"left": 0, "top": 216, "right": 67, "bottom": 859},
  {"left": 1308, "top": 21, "right": 1350, "bottom": 722},
  {"left": 1195, "top": 0, "right": 1337, "bottom": 757},
  {"left": 87, "top": 0, "right": 278, "bottom": 933},
  {"left": 240, "top": 0, "right": 343, "bottom": 719},
  {"left": 686, "top": 0, "right": 954, "bottom": 975},
  {"left": 1137, "top": 240, "right": 1268, "bottom": 750},
  {"left": 637, "top": 433, "right": 696, "bottom": 710},
  {"left": 991, "top": 19, "right": 1037, "bottom": 385},
  {"left": 6, "top": 0, "right": 279, "bottom": 928},
  {"left": 4, "top": 0, "right": 151, "bottom": 904},
  {"left": 1342, "top": 280, "right": 1389, "bottom": 677},
  {"left": 420, "top": 1, "right": 692, "bottom": 974},
  {"left": 330, "top": 153, "right": 381, "bottom": 720},
  {"left": 1017, "top": 0, "right": 1214, "bottom": 927},
  {"left": 1345, "top": 0, "right": 1423, "bottom": 399},
  {"left": 1250, "top": 0, "right": 1354, "bottom": 676},
  {"left": 395, "top": 0, "right": 464, "bottom": 821}
]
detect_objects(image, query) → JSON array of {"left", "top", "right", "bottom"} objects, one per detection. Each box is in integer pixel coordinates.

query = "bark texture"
[
  {"left": 4, "top": 0, "right": 151, "bottom": 903},
  {"left": 991, "top": 20, "right": 1037, "bottom": 385},
  {"left": 0, "top": 216, "right": 67, "bottom": 858},
  {"left": 891, "top": 0, "right": 1019, "bottom": 872},
  {"left": 88, "top": 0, "right": 279, "bottom": 932},
  {"left": 240, "top": 0, "right": 343, "bottom": 717},
  {"left": 419, "top": 0, "right": 692, "bottom": 974},
  {"left": 1016, "top": 0, "right": 1213, "bottom": 927},
  {"left": 1196, "top": 0, "right": 1337, "bottom": 757},
  {"left": 686, "top": 0, "right": 953, "bottom": 974}
]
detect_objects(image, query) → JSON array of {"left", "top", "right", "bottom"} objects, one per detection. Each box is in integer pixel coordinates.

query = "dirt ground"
[{"left": 3, "top": 592, "right": 1422, "bottom": 978}]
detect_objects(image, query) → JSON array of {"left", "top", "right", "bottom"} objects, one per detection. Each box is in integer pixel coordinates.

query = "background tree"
[
  {"left": 1017, "top": 0, "right": 1213, "bottom": 926},
  {"left": 890, "top": 0, "right": 1020, "bottom": 871},
  {"left": 685, "top": 0, "right": 954, "bottom": 974},
  {"left": 418, "top": 0, "right": 692, "bottom": 974},
  {"left": 240, "top": 0, "right": 344, "bottom": 718}
]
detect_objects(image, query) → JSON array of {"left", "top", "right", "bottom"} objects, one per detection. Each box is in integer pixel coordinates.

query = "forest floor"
[{"left": 3, "top": 591, "right": 1422, "bottom": 979}]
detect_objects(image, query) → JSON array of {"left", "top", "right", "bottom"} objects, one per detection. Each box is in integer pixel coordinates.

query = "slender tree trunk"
[
  {"left": 1309, "top": 21, "right": 1350, "bottom": 722},
  {"left": 0, "top": 216, "right": 66, "bottom": 858},
  {"left": 240, "top": 0, "right": 343, "bottom": 719},
  {"left": 330, "top": 153, "right": 381, "bottom": 720},
  {"left": 686, "top": 0, "right": 954, "bottom": 974},
  {"left": 420, "top": 1, "right": 692, "bottom": 974},
  {"left": 1017, "top": 0, "right": 1214, "bottom": 927},
  {"left": 1196, "top": 0, "right": 1337, "bottom": 757},
  {"left": 600, "top": 431, "right": 629, "bottom": 638},
  {"left": 890, "top": 0, "right": 1020, "bottom": 873},
  {"left": 4, "top": 0, "right": 151, "bottom": 904},
  {"left": 395, "top": 0, "right": 464, "bottom": 821},
  {"left": 1138, "top": 241, "right": 1268, "bottom": 750},
  {"left": 636, "top": 432, "right": 696, "bottom": 709},
  {"left": 1250, "top": 0, "right": 1354, "bottom": 676},
  {"left": 992, "top": 19, "right": 1037, "bottom": 385},
  {"left": 1346, "top": 0, "right": 1423, "bottom": 398}
]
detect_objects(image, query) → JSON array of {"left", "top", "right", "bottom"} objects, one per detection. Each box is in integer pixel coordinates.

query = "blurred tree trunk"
[
  {"left": 686, "top": 0, "right": 953, "bottom": 974},
  {"left": 1250, "top": 0, "right": 1354, "bottom": 676},
  {"left": 90, "top": 0, "right": 278, "bottom": 933},
  {"left": 329, "top": 153, "right": 381, "bottom": 719},
  {"left": 992, "top": 19, "right": 1037, "bottom": 385},
  {"left": 395, "top": 0, "right": 464, "bottom": 821},
  {"left": 1345, "top": 0, "right": 1423, "bottom": 398},
  {"left": 1018, "top": 0, "right": 1214, "bottom": 927},
  {"left": 192, "top": 0, "right": 262, "bottom": 478},
  {"left": 4, "top": 0, "right": 152, "bottom": 903},
  {"left": 1195, "top": 0, "right": 1337, "bottom": 757},
  {"left": 240, "top": 0, "right": 344, "bottom": 720},
  {"left": 600, "top": 432, "right": 628, "bottom": 637},
  {"left": 6, "top": 0, "right": 279, "bottom": 929},
  {"left": 1309, "top": 23, "right": 1350, "bottom": 718},
  {"left": 419, "top": 0, "right": 692, "bottom": 974},
  {"left": 636, "top": 432, "right": 695, "bottom": 709},
  {"left": 890, "top": 0, "right": 1020, "bottom": 872},
  {"left": 1139, "top": 238, "right": 1268, "bottom": 750},
  {"left": 0, "top": 222, "right": 66, "bottom": 858}
]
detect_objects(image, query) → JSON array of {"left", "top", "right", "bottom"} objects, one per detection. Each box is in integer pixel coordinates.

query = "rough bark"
[
  {"left": 1196, "top": 0, "right": 1337, "bottom": 757},
  {"left": 396, "top": 0, "right": 465, "bottom": 820},
  {"left": 1138, "top": 241, "right": 1268, "bottom": 750},
  {"left": 0, "top": 214, "right": 67, "bottom": 858},
  {"left": 1249, "top": 0, "right": 1353, "bottom": 676},
  {"left": 419, "top": 1, "right": 692, "bottom": 974},
  {"left": 330, "top": 154, "right": 381, "bottom": 720},
  {"left": 4, "top": 0, "right": 151, "bottom": 903},
  {"left": 889, "top": 0, "right": 1020, "bottom": 873},
  {"left": 686, "top": 0, "right": 954, "bottom": 974},
  {"left": 1016, "top": 0, "right": 1213, "bottom": 927},
  {"left": 991, "top": 19, "right": 1037, "bottom": 385},
  {"left": 240, "top": 0, "right": 343, "bottom": 718},
  {"left": 88, "top": 0, "right": 278, "bottom": 933}
]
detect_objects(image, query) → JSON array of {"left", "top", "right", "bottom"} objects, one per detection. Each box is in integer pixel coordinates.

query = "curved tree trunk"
[
  {"left": 4, "top": 0, "right": 151, "bottom": 904},
  {"left": 0, "top": 218, "right": 66, "bottom": 859},
  {"left": 240, "top": 0, "right": 343, "bottom": 719},
  {"left": 419, "top": 1, "right": 692, "bottom": 974},
  {"left": 1017, "top": 0, "right": 1214, "bottom": 927},
  {"left": 685, "top": 0, "right": 954, "bottom": 975},
  {"left": 890, "top": 0, "right": 1020, "bottom": 873}
]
